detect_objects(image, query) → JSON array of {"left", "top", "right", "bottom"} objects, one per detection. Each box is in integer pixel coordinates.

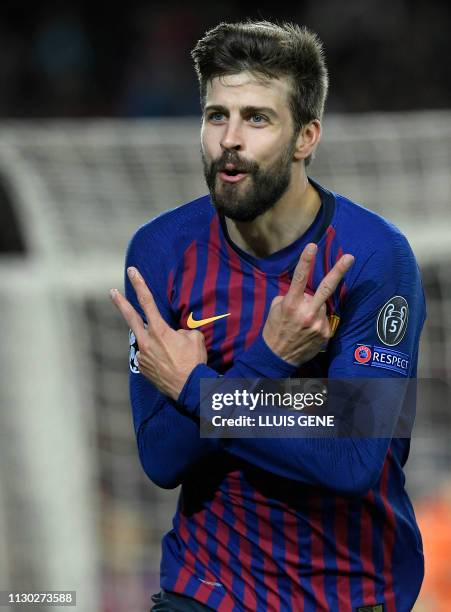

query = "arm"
[
  {"left": 123, "top": 229, "right": 218, "bottom": 489},
  {"left": 129, "top": 336, "right": 296, "bottom": 489},
  {"left": 179, "top": 234, "right": 426, "bottom": 494}
]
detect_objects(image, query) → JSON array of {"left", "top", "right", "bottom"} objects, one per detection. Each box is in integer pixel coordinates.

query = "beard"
[{"left": 202, "top": 139, "right": 297, "bottom": 222}]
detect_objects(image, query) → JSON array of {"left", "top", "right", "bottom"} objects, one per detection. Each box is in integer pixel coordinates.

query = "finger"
[
  {"left": 284, "top": 243, "right": 317, "bottom": 305},
  {"left": 304, "top": 293, "right": 329, "bottom": 320},
  {"left": 110, "top": 288, "right": 146, "bottom": 342},
  {"left": 310, "top": 254, "right": 354, "bottom": 312},
  {"left": 127, "top": 267, "right": 168, "bottom": 333}
]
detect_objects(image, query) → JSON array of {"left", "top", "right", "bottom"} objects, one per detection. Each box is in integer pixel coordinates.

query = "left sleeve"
[
  {"left": 202, "top": 232, "right": 426, "bottom": 494},
  {"left": 327, "top": 230, "right": 426, "bottom": 379}
]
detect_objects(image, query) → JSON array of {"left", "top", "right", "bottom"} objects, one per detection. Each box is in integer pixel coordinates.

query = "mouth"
[{"left": 218, "top": 170, "right": 248, "bottom": 183}]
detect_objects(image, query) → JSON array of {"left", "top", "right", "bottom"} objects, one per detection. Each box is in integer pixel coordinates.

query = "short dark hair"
[{"left": 191, "top": 20, "right": 329, "bottom": 134}]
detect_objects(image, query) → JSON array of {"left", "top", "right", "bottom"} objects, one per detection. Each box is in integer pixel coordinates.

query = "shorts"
[{"left": 150, "top": 588, "right": 213, "bottom": 611}]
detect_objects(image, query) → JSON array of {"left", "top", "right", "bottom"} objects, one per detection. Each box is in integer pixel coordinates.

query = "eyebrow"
[{"left": 204, "top": 104, "right": 278, "bottom": 119}]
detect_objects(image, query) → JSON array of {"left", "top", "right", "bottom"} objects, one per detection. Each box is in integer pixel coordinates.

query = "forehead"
[{"left": 205, "top": 71, "right": 292, "bottom": 112}]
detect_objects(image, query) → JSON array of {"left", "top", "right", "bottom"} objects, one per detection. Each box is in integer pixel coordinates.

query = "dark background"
[
  {"left": 0, "top": 0, "right": 449, "bottom": 119},
  {"left": 0, "top": 4, "right": 450, "bottom": 610}
]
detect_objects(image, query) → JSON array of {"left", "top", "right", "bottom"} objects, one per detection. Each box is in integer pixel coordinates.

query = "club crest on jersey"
[
  {"left": 376, "top": 296, "right": 409, "bottom": 346},
  {"left": 319, "top": 314, "right": 341, "bottom": 352},
  {"left": 129, "top": 329, "right": 140, "bottom": 374},
  {"left": 328, "top": 313, "right": 340, "bottom": 338}
]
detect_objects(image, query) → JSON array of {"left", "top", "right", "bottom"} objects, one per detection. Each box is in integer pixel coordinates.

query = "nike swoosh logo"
[{"left": 187, "top": 311, "right": 231, "bottom": 329}]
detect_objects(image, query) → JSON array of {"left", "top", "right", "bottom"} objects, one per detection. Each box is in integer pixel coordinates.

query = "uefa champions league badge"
[
  {"left": 376, "top": 296, "right": 409, "bottom": 346},
  {"left": 129, "top": 329, "right": 140, "bottom": 374}
]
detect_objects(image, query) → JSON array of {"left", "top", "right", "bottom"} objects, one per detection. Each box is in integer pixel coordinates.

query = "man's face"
[{"left": 201, "top": 71, "right": 298, "bottom": 222}]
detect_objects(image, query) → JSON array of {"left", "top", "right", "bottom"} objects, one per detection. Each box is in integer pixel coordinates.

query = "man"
[{"left": 111, "top": 21, "right": 426, "bottom": 612}]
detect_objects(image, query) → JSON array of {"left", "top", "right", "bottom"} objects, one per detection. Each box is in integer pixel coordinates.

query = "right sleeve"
[{"left": 126, "top": 225, "right": 221, "bottom": 489}]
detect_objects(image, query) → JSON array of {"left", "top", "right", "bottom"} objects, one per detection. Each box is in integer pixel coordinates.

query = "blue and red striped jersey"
[{"left": 125, "top": 179, "right": 426, "bottom": 612}]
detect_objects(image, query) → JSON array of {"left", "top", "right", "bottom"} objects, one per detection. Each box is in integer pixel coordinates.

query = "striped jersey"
[{"left": 125, "top": 179, "right": 426, "bottom": 611}]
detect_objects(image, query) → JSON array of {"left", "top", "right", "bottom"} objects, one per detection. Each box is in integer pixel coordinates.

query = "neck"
[{"left": 225, "top": 166, "right": 321, "bottom": 258}]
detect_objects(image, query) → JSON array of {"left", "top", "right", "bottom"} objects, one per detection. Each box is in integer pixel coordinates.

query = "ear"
[{"left": 293, "top": 120, "right": 322, "bottom": 161}]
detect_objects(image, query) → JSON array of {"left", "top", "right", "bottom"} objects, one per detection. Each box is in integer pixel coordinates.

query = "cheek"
[
  {"left": 201, "top": 126, "right": 219, "bottom": 159},
  {"left": 247, "top": 130, "right": 285, "bottom": 163}
]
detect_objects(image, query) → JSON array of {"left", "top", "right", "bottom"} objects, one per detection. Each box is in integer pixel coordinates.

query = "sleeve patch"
[
  {"left": 354, "top": 344, "right": 410, "bottom": 376},
  {"left": 376, "top": 295, "right": 409, "bottom": 346},
  {"left": 129, "top": 329, "right": 140, "bottom": 374}
]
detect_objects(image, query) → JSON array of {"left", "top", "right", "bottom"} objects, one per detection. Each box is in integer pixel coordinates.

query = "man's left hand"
[{"left": 110, "top": 267, "right": 207, "bottom": 401}]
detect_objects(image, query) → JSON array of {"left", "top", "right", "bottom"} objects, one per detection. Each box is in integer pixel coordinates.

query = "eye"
[
  {"left": 249, "top": 114, "right": 268, "bottom": 125},
  {"left": 207, "top": 112, "right": 225, "bottom": 122}
]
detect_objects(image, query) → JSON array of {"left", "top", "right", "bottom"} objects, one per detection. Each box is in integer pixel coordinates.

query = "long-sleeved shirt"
[{"left": 125, "top": 178, "right": 426, "bottom": 612}]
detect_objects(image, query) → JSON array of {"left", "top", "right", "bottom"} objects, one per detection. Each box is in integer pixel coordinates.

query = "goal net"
[{"left": 0, "top": 112, "right": 450, "bottom": 611}]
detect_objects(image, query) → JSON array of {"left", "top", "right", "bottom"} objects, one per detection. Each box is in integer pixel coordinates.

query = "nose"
[{"left": 220, "top": 120, "right": 243, "bottom": 152}]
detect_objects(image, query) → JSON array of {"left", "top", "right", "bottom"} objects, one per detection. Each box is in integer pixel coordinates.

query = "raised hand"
[
  {"left": 110, "top": 267, "right": 207, "bottom": 400},
  {"left": 262, "top": 243, "right": 354, "bottom": 365}
]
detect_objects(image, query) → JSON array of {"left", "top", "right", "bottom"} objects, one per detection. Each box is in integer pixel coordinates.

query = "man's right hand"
[{"left": 262, "top": 243, "right": 354, "bottom": 366}]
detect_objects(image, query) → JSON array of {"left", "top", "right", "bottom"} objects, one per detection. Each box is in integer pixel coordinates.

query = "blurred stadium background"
[{"left": 0, "top": 2, "right": 450, "bottom": 612}]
